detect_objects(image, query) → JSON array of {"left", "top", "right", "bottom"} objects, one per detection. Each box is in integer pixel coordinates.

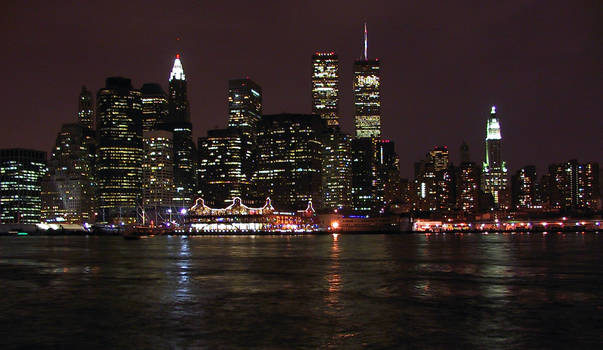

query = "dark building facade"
[
  {"left": 78, "top": 86, "right": 94, "bottom": 129},
  {"left": 228, "top": 78, "right": 262, "bottom": 184},
  {"left": 351, "top": 138, "right": 378, "bottom": 215},
  {"left": 42, "top": 123, "right": 95, "bottom": 224},
  {"left": 0, "top": 149, "right": 47, "bottom": 224},
  {"left": 96, "top": 77, "right": 143, "bottom": 223},
  {"left": 254, "top": 114, "right": 325, "bottom": 211},
  {"left": 511, "top": 165, "right": 538, "bottom": 210},
  {"left": 141, "top": 83, "right": 169, "bottom": 132}
]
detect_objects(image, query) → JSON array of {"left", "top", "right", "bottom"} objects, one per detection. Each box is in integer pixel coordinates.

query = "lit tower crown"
[
  {"left": 353, "top": 22, "right": 381, "bottom": 139},
  {"left": 170, "top": 54, "right": 186, "bottom": 81},
  {"left": 486, "top": 106, "right": 501, "bottom": 140}
]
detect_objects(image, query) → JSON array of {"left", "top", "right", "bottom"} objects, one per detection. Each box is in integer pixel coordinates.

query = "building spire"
[
  {"left": 169, "top": 54, "right": 185, "bottom": 81},
  {"left": 363, "top": 22, "right": 368, "bottom": 60}
]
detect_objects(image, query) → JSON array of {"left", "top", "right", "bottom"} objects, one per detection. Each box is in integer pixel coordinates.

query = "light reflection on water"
[{"left": 0, "top": 232, "right": 601, "bottom": 349}]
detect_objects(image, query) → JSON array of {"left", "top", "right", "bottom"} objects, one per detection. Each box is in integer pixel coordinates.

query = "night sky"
[{"left": 1, "top": 1, "right": 600, "bottom": 177}]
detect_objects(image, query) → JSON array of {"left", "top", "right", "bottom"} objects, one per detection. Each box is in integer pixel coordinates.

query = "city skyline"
[{"left": 0, "top": 1, "right": 600, "bottom": 177}]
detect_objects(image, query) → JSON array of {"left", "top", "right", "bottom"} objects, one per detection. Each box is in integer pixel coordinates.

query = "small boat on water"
[{"left": 122, "top": 225, "right": 158, "bottom": 240}]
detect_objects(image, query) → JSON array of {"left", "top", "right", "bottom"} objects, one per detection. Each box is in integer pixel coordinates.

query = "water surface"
[{"left": 1, "top": 233, "right": 602, "bottom": 349}]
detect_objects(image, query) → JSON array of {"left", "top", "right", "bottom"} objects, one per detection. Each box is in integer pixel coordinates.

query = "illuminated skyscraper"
[
  {"left": 481, "top": 106, "right": 510, "bottom": 209},
  {"left": 312, "top": 52, "right": 339, "bottom": 126},
  {"left": 142, "top": 130, "right": 174, "bottom": 215},
  {"left": 353, "top": 23, "right": 381, "bottom": 139},
  {"left": 141, "top": 83, "right": 169, "bottom": 132},
  {"left": 322, "top": 127, "right": 352, "bottom": 211},
  {"left": 0, "top": 149, "right": 47, "bottom": 224},
  {"left": 198, "top": 128, "right": 247, "bottom": 207},
  {"left": 228, "top": 78, "right": 262, "bottom": 183},
  {"left": 254, "top": 114, "right": 325, "bottom": 211},
  {"left": 78, "top": 86, "right": 94, "bottom": 129},
  {"left": 96, "top": 77, "right": 143, "bottom": 223},
  {"left": 42, "top": 123, "right": 95, "bottom": 224},
  {"left": 167, "top": 54, "right": 196, "bottom": 208}
]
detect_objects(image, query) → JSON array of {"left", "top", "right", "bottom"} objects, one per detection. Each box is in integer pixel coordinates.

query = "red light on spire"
[{"left": 176, "top": 54, "right": 180, "bottom": 59}]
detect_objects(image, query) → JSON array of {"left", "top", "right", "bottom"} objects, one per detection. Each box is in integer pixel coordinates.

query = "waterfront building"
[
  {"left": 141, "top": 83, "right": 169, "bottom": 132},
  {"left": 512, "top": 165, "right": 538, "bottom": 210},
  {"left": 545, "top": 160, "right": 600, "bottom": 211},
  {"left": 481, "top": 106, "right": 510, "bottom": 210},
  {"left": 228, "top": 78, "right": 262, "bottom": 183},
  {"left": 42, "top": 123, "right": 95, "bottom": 224},
  {"left": 254, "top": 114, "right": 325, "bottom": 211},
  {"left": 142, "top": 130, "right": 174, "bottom": 217},
  {"left": 312, "top": 52, "right": 339, "bottom": 126},
  {"left": 197, "top": 128, "right": 248, "bottom": 207},
  {"left": 353, "top": 23, "right": 381, "bottom": 139},
  {"left": 167, "top": 54, "right": 196, "bottom": 208},
  {"left": 322, "top": 127, "right": 352, "bottom": 211},
  {"left": 96, "top": 77, "right": 143, "bottom": 223},
  {"left": 0, "top": 149, "right": 47, "bottom": 224},
  {"left": 186, "top": 197, "right": 316, "bottom": 232}
]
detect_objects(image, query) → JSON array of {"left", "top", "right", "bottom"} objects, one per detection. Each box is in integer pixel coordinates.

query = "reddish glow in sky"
[{"left": 0, "top": 1, "right": 600, "bottom": 176}]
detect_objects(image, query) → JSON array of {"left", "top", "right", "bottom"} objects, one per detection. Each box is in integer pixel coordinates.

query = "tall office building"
[
  {"left": 78, "top": 86, "right": 94, "bottom": 129},
  {"left": 322, "top": 127, "right": 352, "bottom": 211},
  {"left": 96, "top": 77, "right": 143, "bottom": 223},
  {"left": 198, "top": 128, "right": 248, "bottom": 207},
  {"left": 141, "top": 83, "right": 169, "bottom": 132},
  {"left": 353, "top": 23, "right": 381, "bottom": 139},
  {"left": 254, "top": 114, "right": 325, "bottom": 211},
  {"left": 42, "top": 123, "right": 95, "bottom": 223},
  {"left": 0, "top": 149, "right": 47, "bottom": 224},
  {"left": 312, "top": 52, "right": 339, "bottom": 126},
  {"left": 228, "top": 78, "right": 262, "bottom": 182},
  {"left": 429, "top": 146, "right": 449, "bottom": 172},
  {"left": 167, "top": 54, "right": 196, "bottom": 208},
  {"left": 142, "top": 130, "right": 174, "bottom": 216},
  {"left": 351, "top": 138, "right": 379, "bottom": 215},
  {"left": 481, "top": 106, "right": 510, "bottom": 209}
]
